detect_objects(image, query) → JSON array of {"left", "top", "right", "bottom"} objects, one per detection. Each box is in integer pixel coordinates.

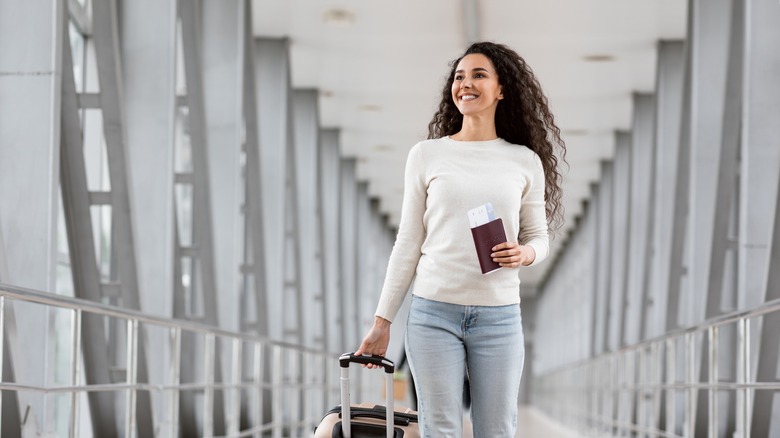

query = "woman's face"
[{"left": 451, "top": 53, "right": 503, "bottom": 117}]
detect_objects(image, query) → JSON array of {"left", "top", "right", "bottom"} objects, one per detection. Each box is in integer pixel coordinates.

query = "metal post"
[
  {"left": 203, "top": 333, "right": 216, "bottom": 438},
  {"left": 0, "top": 295, "right": 4, "bottom": 435},
  {"left": 742, "top": 320, "right": 751, "bottom": 438},
  {"left": 272, "top": 345, "right": 283, "bottom": 438},
  {"left": 685, "top": 333, "right": 695, "bottom": 438},
  {"left": 666, "top": 338, "right": 675, "bottom": 436},
  {"left": 229, "top": 339, "right": 242, "bottom": 435},
  {"left": 168, "top": 327, "right": 181, "bottom": 438},
  {"left": 125, "top": 319, "right": 138, "bottom": 438},
  {"left": 253, "top": 342, "right": 263, "bottom": 436},
  {"left": 707, "top": 326, "right": 718, "bottom": 438},
  {"left": 69, "top": 309, "right": 82, "bottom": 438}
]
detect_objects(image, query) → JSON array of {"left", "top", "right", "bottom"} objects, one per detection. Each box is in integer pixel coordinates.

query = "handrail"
[
  {"left": 531, "top": 296, "right": 780, "bottom": 438},
  {"left": 0, "top": 282, "right": 331, "bottom": 355},
  {"left": 540, "top": 296, "right": 780, "bottom": 375},
  {"left": 0, "top": 282, "right": 343, "bottom": 437}
]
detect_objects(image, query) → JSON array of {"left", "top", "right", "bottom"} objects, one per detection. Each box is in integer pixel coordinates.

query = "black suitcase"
[{"left": 313, "top": 353, "right": 419, "bottom": 438}]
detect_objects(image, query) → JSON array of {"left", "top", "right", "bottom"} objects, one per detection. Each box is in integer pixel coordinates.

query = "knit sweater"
[{"left": 375, "top": 136, "right": 550, "bottom": 321}]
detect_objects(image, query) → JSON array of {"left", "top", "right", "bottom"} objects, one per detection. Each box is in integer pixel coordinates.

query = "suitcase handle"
[
  {"left": 338, "top": 353, "right": 396, "bottom": 438},
  {"left": 339, "top": 352, "right": 395, "bottom": 374}
]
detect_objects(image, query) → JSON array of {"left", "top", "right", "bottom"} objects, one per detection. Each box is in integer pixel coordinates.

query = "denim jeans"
[{"left": 405, "top": 295, "right": 525, "bottom": 438}]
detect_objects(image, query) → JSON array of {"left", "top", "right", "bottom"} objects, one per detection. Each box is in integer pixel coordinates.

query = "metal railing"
[
  {"left": 0, "top": 283, "right": 341, "bottom": 437},
  {"left": 532, "top": 297, "right": 780, "bottom": 438}
]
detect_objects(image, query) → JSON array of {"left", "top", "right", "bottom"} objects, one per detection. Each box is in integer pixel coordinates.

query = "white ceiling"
[{"left": 252, "top": 0, "right": 687, "bottom": 288}]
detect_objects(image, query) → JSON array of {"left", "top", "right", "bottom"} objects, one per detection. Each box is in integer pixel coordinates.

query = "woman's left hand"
[{"left": 491, "top": 242, "right": 536, "bottom": 268}]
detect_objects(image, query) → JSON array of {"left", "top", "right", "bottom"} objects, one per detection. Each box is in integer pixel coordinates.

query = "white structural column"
[
  {"left": 240, "top": 3, "right": 271, "bottom": 428},
  {"left": 319, "top": 129, "right": 343, "bottom": 352},
  {"left": 588, "top": 184, "right": 602, "bottom": 358},
  {"left": 254, "top": 38, "right": 300, "bottom": 343},
  {"left": 202, "top": 0, "right": 245, "bottom": 334},
  {"left": 593, "top": 161, "right": 613, "bottom": 355},
  {"left": 340, "top": 159, "right": 359, "bottom": 349},
  {"left": 202, "top": 1, "right": 245, "bottom": 433},
  {"left": 353, "top": 181, "right": 378, "bottom": 338},
  {"left": 744, "top": 0, "right": 780, "bottom": 433},
  {"left": 241, "top": 3, "right": 268, "bottom": 338},
  {"left": 121, "top": 0, "right": 176, "bottom": 318},
  {"left": 687, "top": 0, "right": 730, "bottom": 327},
  {"left": 665, "top": 36, "right": 694, "bottom": 336},
  {"left": 0, "top": 222, "right": 21, "bottom": 437},
  {"left": 178, "top": 1, "right": 227, "bottom": 434},
  {"left": 120, "top": 5, "right": 176, "bottom": 433},
  {"left": 647, "top": 37, "right": 685, "bottom": 338},
  {"left": 625, "top": 93, "right": 655, "bottom": 345},
  {"left": 737, "top": 0, "right": 780, "bottom": 309},
  {"left": 60, "top": 20, "right": 124, "bottom": 436},
  {"left": 82, "top": 0, "right": 156, "bottom": 434},
  {"left": 609, "top": 132, "right": 631, "bottom": 350},
  {"left": 0, "top": 0, "right": 62, "bottom": 433},
  {"left": 292, "top": 89, "right": 325, "bottom": 348}
]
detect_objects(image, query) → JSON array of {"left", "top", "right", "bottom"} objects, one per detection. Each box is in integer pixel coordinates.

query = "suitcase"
[{"left": 314, "top": 353, "right": 419, "bottom": 438}]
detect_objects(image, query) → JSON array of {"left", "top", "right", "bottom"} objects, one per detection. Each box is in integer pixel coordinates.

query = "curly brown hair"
[{"left": 428, "top": 41, "right": 566, "bottom": 232}]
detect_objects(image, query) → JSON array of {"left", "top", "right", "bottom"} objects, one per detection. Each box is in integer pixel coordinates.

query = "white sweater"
[{"left": 375, "top": 136, "right": 550, "bottom": 321}]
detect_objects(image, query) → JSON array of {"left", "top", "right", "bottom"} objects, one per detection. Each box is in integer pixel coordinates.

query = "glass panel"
[
  {"left": 57, "top": 191, "right": 75, "bottom": 297},
  {"left": 89, "top": 205, "right": 112, "bottom": 280},
  {"left": 82, "top": 109, "right": 110, "bottom": 192},
  {"left": 68, "top": 21, "right": 85, "bottom": 93},
  {"left": 175, "top": 19, "right": 187, "bottom": 96}
]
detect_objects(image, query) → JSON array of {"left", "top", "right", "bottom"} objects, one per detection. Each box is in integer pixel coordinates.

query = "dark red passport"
[{"left": 470, "top": 218, "right": 507, "bottom": 274}]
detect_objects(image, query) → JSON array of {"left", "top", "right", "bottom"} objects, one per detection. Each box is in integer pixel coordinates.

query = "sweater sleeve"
[
  {"left": 374, "top": 144, "right": 427, "bottom": 322},
  {"left": 519, "top": 154, "right": 550, "bottom": 266}
]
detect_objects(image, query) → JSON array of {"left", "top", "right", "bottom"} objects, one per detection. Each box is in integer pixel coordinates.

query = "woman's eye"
[
  {"left": 454, "top": 75, "right": 463, "bottom": 81},
  {"left": 474, "top": 73, "right": 484, "bottom": 78}
]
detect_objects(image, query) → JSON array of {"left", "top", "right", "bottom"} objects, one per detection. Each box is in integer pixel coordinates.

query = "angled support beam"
[
  {"left": 240, "top": 2, "right": 272, "bottom": 430},
  {"left": 178, "top": 1, "right": 226, "bottom": 435},
  {"left": 90, "top": 0, "right": 155, "bottom": 434},
  {"left": 60, "top": 20, "right": 119, "bottom": 437},
  {"left": 241, "top": 1, "right": 269, "bottom": 338}
]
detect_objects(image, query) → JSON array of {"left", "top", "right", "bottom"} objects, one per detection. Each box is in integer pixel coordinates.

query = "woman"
[{"left": 356, "top": 41, "right": 565, "bottom": 437}]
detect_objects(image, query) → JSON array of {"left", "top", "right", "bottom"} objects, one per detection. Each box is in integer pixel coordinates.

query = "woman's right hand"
[{"left": 355, "top": 316, "right": 392, "bottom": 369}]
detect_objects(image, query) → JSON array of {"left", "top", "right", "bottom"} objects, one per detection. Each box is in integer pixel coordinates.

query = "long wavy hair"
[{"left": 428, "top": 41, "right": 566, "bottom": 232}]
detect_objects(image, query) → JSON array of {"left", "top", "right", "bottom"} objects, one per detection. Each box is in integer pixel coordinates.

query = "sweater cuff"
[{"left": 525, "top": 239, "right": 549, "bottom": 267}]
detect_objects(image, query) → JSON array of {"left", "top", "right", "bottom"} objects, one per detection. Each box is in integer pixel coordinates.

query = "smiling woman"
[{"left": 356, "top": 41, "right": 567, "bottom": 437}]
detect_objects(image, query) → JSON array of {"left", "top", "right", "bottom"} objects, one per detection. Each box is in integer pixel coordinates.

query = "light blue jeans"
[{"left": 405, "top": 295, "right": 525, "bottom": 438}]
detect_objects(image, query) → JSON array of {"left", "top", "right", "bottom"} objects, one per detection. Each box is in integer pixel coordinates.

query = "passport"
[{"left": 470, "top": 218, "right": 507, "bottom": 274}]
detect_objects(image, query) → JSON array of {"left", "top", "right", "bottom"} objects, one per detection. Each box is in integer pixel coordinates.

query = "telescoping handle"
[{"left": 338, "top": 353, "right": 395, "bottom": 438}]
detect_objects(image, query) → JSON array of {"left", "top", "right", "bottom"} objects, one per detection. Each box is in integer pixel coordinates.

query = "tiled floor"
[{"left": 462, "top": 405, "right": 583, "bottom": 438}]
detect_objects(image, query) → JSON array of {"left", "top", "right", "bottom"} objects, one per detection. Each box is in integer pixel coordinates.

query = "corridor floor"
[{"left": 462, "top": 405, "right": 583, "bottom": 438}]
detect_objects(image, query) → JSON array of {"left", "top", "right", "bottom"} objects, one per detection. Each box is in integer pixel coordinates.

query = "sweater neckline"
[{"left": 444, "top": 135, "right": 504, "bottom": 145}]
